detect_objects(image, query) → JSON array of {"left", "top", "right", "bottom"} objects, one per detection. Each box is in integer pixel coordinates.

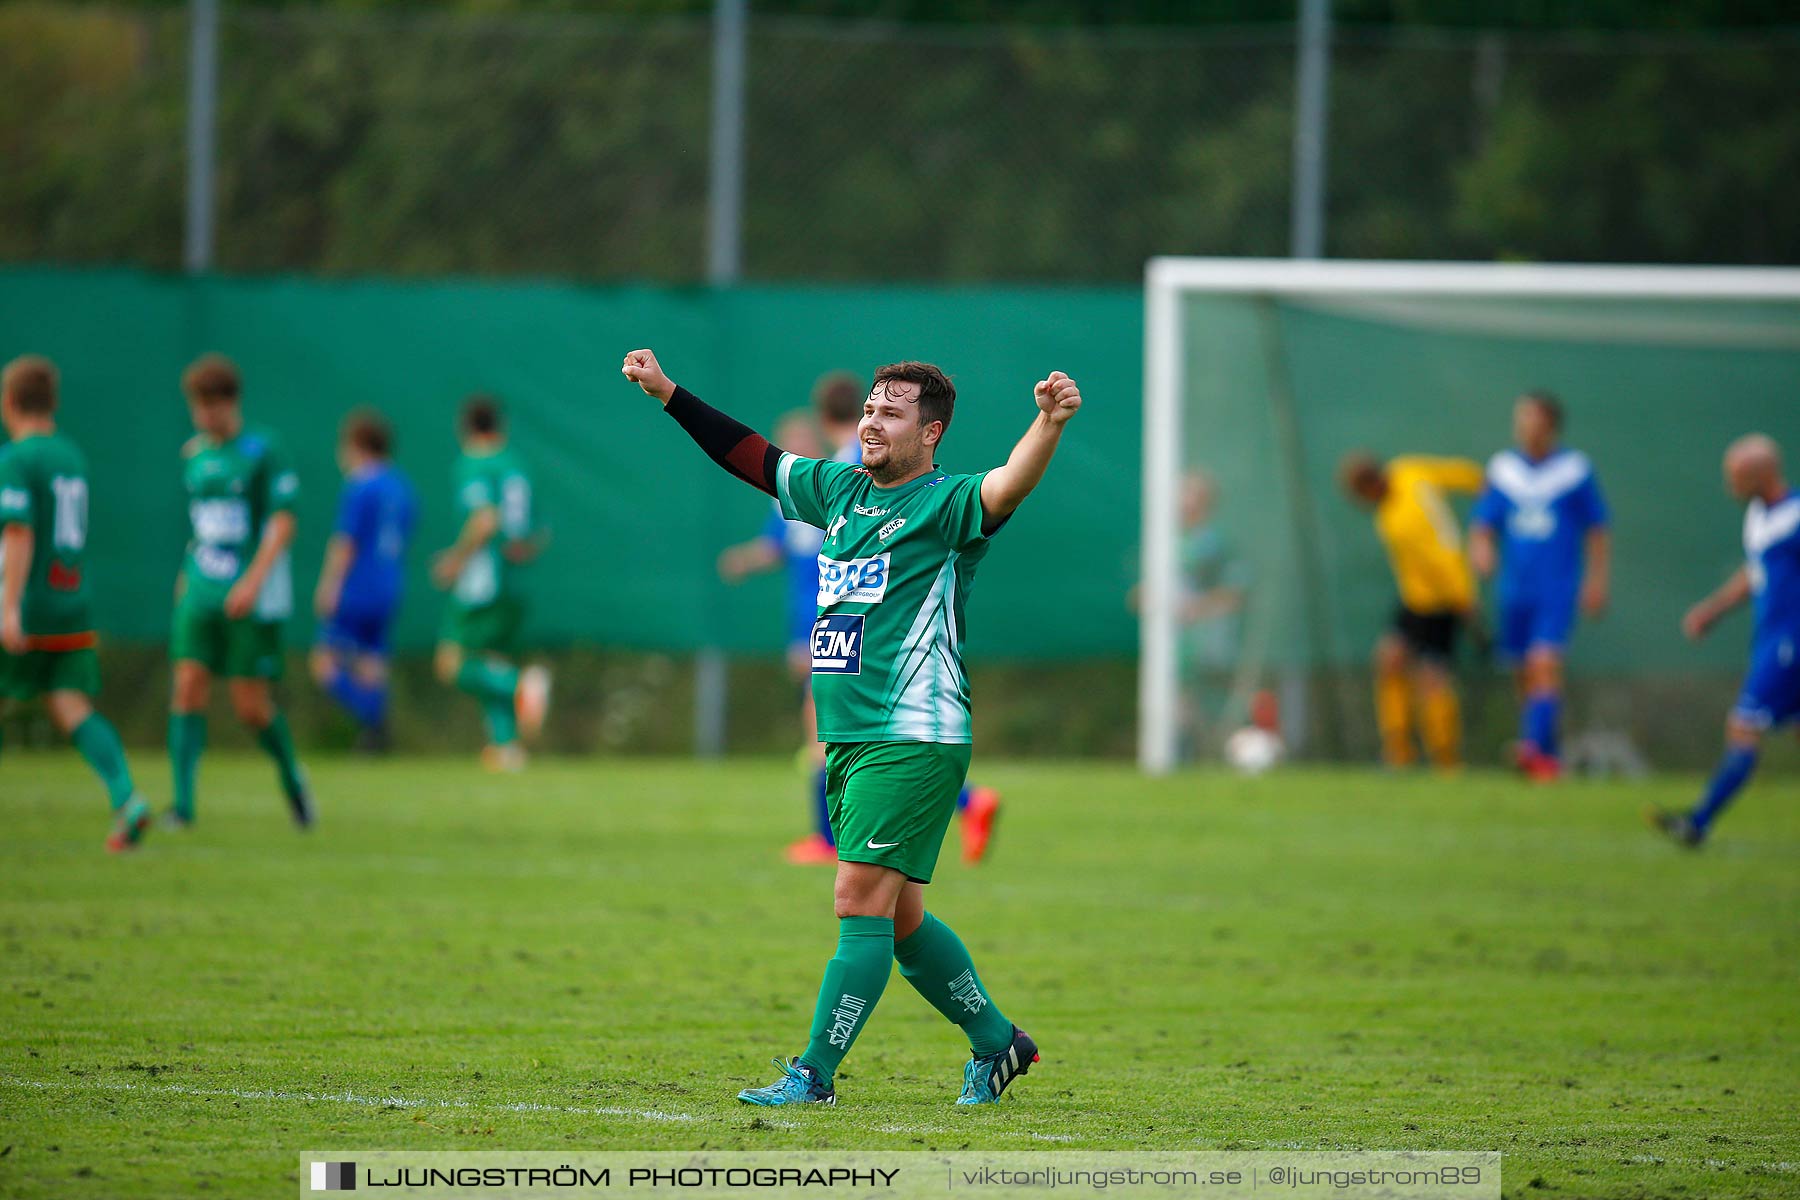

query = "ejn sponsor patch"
[
  {"left": 817, "top": 553, "right": 889, "bottom": 606},
  {"left": 811, "top": 614, "right": 864, "bottom": 674}
]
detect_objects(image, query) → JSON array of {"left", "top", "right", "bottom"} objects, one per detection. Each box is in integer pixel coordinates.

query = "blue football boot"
[
  {"left": 956, "top": 1026, "right": 1039, "bottom": 1104},
  {"left": 737, "top": 1057, "right": 836, "bottom": 1106}
]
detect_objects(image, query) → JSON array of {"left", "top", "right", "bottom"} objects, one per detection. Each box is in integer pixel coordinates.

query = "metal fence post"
[
  {"left": 695, "top": 0, "right": 748, "bottom": 758},
  {"left": 1289, "top": 0, "right": 1331, "bottom": 260},
  {"left": 184, "top": 0, "right": 220, "bottom": 274},
  {"left": 707, "top": 0, "right": 747, "bottom": 285}
]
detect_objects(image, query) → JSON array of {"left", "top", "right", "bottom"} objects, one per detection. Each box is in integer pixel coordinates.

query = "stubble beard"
[{"left": 865, "top": 442, "right": 928, "bottom": 486}]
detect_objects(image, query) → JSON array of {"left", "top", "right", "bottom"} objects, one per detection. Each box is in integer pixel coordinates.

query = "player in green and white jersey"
[
  {"left": 167, "top": 355, "right": 312, "bottom": 829},
  {"left": 431, "top": 395, "right": 550, "bottom": 772},
  {"left": 623, "top": 347, "right": 1083, "bottom": 1107},
  {"left": 0, "top": 356, "right": 150, "bottom": 851}
]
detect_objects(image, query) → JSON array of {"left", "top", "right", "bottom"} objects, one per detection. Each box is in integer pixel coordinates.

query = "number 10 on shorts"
[{"left": 811, "top": 614, "right": 864, "bottom": 674}]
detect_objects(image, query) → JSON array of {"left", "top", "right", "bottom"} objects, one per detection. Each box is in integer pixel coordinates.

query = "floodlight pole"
[
  {"left": 1289, "top": 0, "right": 1332, "bottom": 259},
  {"left": 694, "top": 0, "right": 748, "bottom": 758},
  {"left": 706, "top": 0, "right": 747, "bottom": 284},
  {"left": 184, "top": 0, "right": 220, "bottom": 274}
]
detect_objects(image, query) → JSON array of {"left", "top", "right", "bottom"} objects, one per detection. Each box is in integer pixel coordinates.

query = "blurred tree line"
[{"left": 2, "top": 0, "right": 1795, "bottom": 281}]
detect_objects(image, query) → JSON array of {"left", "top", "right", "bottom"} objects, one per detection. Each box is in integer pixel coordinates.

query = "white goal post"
[{"left": 1139, "top": 257, "right": 1800, "bottom": 775}]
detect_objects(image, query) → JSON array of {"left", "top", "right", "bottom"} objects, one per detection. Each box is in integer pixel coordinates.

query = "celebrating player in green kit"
[
  {"left": 167, "top": 355, "right": 312, "bottom": 829},
  {"left": 622, "top": 347, "right": 1082, "bottom": 1107},
  {"left": 0, "top": 356, "right": 150, "bottom": 852}
]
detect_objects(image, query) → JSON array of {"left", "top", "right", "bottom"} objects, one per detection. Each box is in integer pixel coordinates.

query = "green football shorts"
[
  {"left": 171, "top": 605, "right": 285, "bottom": 679},
  {"left": 0, "top": 646, "right": 101, "bottom": 699},
  {"left": 826, "top": 740, "right": 973, "bottom": 884},
  {"left": 440, "top": 597, "right": 524, "bottom": 657}
]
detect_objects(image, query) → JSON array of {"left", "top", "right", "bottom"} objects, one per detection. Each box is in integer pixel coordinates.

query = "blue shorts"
[
  {"left": 1733, "top": 634, "right": 1800, "bottom": 731},
  {"left": 317, "top": 604, "right": 396, "bottom": 657},
  {"left": 1497, "top": 594, "right": 1576, "bottom": 661}
]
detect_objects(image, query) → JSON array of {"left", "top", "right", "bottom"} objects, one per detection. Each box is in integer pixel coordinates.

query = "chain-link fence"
[{"left": 4, "top": 5, "right": 1797, "bottom": 281}]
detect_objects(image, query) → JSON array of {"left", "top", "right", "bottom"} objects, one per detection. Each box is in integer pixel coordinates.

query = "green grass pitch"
[{"left": 3, "top": 754, "right": 1798, "bottom": 1198}]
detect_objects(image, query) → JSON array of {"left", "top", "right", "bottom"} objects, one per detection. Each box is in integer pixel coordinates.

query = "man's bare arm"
[
  {"left": 1580, "top": 526, "right": 1612, "bottom": 616},
  {"left": 1682, "top": 565, "right": 1752, "bottom": 641},
  {"left": 1, "top": 524, "right": 32, "bottom": 653},
  {"left": 314, "top": 533, "right": 356, "bottom": 618},
  {"left": 432, "top": 507, "right": 500, "bottom": 589},
  {"left": 719, "top": 537, "right": 782, "bottom": 583},
  {"left": 1467, "top": 524, "right": 1498, "bottom": 580},
  {"left": 225, "top": 511, "right": 295, "bottom": 619},
  {"left": 978, "top": 371, "right": 1082, "bottom": 533}
]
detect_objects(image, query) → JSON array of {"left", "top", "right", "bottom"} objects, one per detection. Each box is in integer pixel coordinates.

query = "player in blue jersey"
[
  {"left": 720, "top": 412, "right": 838, "bottom": 864},
  {"left": 1649, "top": 435, "right": 1799, "bottom": 847},
  {"left": 310, "top": 410, "right": 416, "bottom": 753},
  {"left": 1468, "top": 391, "right": 1611, "bottom": 782}
]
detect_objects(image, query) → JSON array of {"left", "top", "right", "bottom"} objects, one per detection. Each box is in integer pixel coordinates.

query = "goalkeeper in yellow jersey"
[{"left": 1339, "top": 452, "right": 1485, "bottom": 769}]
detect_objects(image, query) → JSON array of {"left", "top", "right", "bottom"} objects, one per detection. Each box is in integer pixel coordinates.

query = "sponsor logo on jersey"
[
  {"left": 811, "top": 613, "right": 864, "bottom": 674},
  {"left": 191, "top": 498, "right": 251, "bottom": 545},
  {"left": 1508, "top": 504, "right": 1556, "bottom": 540},
  {"left": 193, "top": 544, "right": 241, "bottom": 580},
  {"left": 824, "top": 514, "right": 848, "bottom": 546},
  {"left": 818, "top": 554, "right": 889, "bottom": 606},
  {"left": 877, "top": 517, "right": 907, "bottom": 542},
  {"left": 853, "top": 504, "right": 889, "bottom": 517},
  {"left": 0, "top": 487, "right": 26, "bottom": 517}
]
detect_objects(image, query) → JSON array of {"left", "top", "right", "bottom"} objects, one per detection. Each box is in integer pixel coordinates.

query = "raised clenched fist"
[
  {"left": 1033, "top": 371, "right": 1082, "bottom": 426},
  {"left": 621, "top": 349, "right": 676, "bottom": 404}
]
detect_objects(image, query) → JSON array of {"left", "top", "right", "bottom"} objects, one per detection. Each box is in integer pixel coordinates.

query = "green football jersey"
[
  {"left": 775, "top": 454, "right": 995, "bottom": 744},
  {"left": 450, "top": 446, "right": 533, "bottom": 609},
  {"left": 0, "top": 432, "right": 94, "bottom": 637},
  {"left": 179, "top": 426, "right": 299, "bottom": 617}
]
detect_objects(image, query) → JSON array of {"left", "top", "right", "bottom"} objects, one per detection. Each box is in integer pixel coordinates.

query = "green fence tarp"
[{"left": 0, "top": 267, "right": 1144, "bottom": 659}]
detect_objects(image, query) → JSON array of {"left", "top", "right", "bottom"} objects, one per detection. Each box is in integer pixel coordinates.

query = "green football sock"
[
  {"left": 457, "top": 659, "right": 520, "bottom": 746},
  {"left": 895, "top": 912, "right": 1015, "bottom": 1056},
  {"left": 455, "top": 658, "right": 519, "bottom": 705},
  {"left": 254, "top": 711, "right": 305, "bottom": 800},
  {"left": 798, "top": 916, "right": 894, "bottom": 1087},
  {"left": 169, "top": 712, "right": 207, "bottom": 821},
  {"left": 481, "top": 698, "right": 519, "bottom": 746},
  {"left": 71, "top": 714, "right": 136, "bottom": 812}
]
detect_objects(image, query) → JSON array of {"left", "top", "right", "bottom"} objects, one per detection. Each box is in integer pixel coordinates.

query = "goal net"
[{"left": 1139, "top": 259, "right": 1800, "bottom": 773}]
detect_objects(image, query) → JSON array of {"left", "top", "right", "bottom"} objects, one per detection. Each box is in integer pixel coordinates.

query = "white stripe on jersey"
[
  {"left": 775, "top": 452, "right": 800, "bottom": 519},
  {"left": 1487, "top": 449, "right": 1592, "bottom": 505},
  {"left": 1745, "top": 495, "right": 1800, "bottom": 594}
]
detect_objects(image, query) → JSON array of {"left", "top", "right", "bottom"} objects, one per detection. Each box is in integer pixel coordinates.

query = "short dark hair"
[
  {"left": 182, "top": 353, "right": 241, "bottom": 403},
  {"left": 812, "top": 371, "right": 864, "bottom": 426},
  {"left": 1337, "top": 450, "right": 1384, "bottom": 496},
  {"left": 1519, "top": 388, "right": 1564, "bottom": 432},
  {"left": 460, "top": 393, "right": 502, "bottom": 436},
  {"left": 2, "top": 355, "right": 59, "bottom": 415},
  {"left": 871, "top": 361, "right": 956, "bottom": 441},
  {"left": 342, "top": 408, "right": 393, "bottom": 459}
]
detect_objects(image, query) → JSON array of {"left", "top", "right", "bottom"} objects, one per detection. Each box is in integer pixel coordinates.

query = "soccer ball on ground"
[{"left": 1223, "top": 726, "right": 1285, "bottom": 775}]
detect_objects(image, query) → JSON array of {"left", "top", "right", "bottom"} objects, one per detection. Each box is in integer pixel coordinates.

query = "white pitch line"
[{"left": 2, "top": 1076, "right": 694, "bottom": 1124}]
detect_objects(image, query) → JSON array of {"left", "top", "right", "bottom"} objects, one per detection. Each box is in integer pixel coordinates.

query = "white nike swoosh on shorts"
[{"left": 866, "top": 840, "right": 900, "bottom": 849}]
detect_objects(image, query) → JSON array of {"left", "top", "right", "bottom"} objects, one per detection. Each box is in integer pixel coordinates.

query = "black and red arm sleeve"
[{"left": 664, "top": 386, "right": 782, "bottom": 497}]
